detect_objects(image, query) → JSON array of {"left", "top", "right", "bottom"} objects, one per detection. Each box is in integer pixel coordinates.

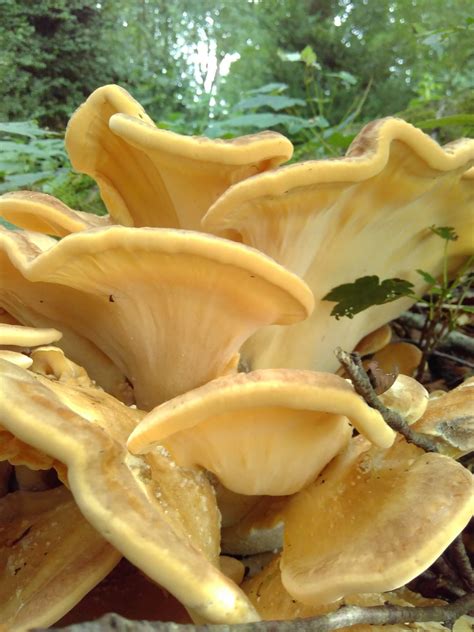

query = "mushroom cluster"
[{"left": 0, "top": 85, "right": 473, "bottom": 630}]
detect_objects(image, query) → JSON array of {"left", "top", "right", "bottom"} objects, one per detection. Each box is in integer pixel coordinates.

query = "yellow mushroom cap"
[
  {"left": 202, "top": 117, "right": 474, "bottom": 375},
  {"left": 0, "top": 359, "right": 259, "bottom": 624},
  {"left": 280, "top": 435, "right": 474, "bottom": 605},
  {"left": 412, "top": 379, "right": 474, "bottom": 457},
  {"left": 128, "top": 370, "right": 394, "bottom": 496},
  {"left": 0, "top": 486, "right": 120, "bottom": 630},
  {"left": 0, "top": 191, "right": 110, "bottom": 237},
  {"left": 370, "top": 341, "right": 423, "bottom": 377},
  {"left": 0, "top": 323, "right": 63, "bottom": 370},
  {"left": 66, "top": 84, "right": 293, "bottom": 230},
  {"left": 378, "top": 374, "right": 429, "bottom": 423},
  {"left": 0, "top": 323, "right": 62, "bottom": 347},
  {"left": 0, "top": 225, "right": 313, "bottom": 409},
  {"left": 354, "top": 323, "right": 392, "bottom": 356}
]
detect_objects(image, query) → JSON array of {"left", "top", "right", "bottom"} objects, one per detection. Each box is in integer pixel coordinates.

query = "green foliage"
[
  {"left": 323, "top": 277, "right": 415, "bottom": 320},
  {"left": 0, "top": 0, "right": 118, "bottom": 128},
  {"left": 324, "top": 226, "right": 473, "bottom": 379},
  {"left": 0, "top": 120, "right": 68, "bottom": 193},
  {"left": 0, "top": 120, "right": 105, "bottom": 214}
]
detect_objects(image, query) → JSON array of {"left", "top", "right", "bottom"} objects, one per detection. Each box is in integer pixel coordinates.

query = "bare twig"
[
  {"left": 415, "top": 569, "right": 466, "bottom": 598},
  {"left": 335, "top": 348, "right": 439, "bottom": 452},
  {"left": 41, "top": 594, "right": 474, "bottom": 632},
  {"left": 397, "top": 311, "right": 474, "bottom": 355},
  {"left": 448, "top": 535, "right": 474, "bottom": 591}
]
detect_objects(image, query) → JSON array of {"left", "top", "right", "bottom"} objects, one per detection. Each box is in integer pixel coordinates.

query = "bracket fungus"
[
  {"left": 1, "top": 82, "right": 473, "bottom": 628},
  {"left": 65, "top": 84, "right": 293, "bottom": 230},
  {"left": 128, "top": 369, "right": 394, "bottom": 495},
  {"left": 0, "top": 486, "right": 120, "bottom": 631},
  {"left": 280, "top": 435, "right": 473, "bottom": 606},
  {"left": 0, "top": 191, "right": 110, "bottom": 238},
  {"left": 202, "top": 117, "right": 474, "bottom": 374},
  {"left": 0, "top": 323, "right": 63, "bottom": 369},
  {"left": 0, "top": 359, "right": 259, "bottom": 624},
  {"left": 0, "top": 225, "right": 313, "bottom": 409},
  {"left": 412, "top": 378, "right": 474, "bottom": 457}
]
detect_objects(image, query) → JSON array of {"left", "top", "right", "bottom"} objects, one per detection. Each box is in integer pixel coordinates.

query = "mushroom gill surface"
[
  {"left": 128, "top": 369, "right": 394, "bottom": 495},
  {"left": 65, "top": 84, "right": 293, "bottom": 230},
  {"left": 0, "top": 225, "right": 313, "bottom": 409},
  {"left": 0, "top": 359, "right": 259, "bottom": 624},
  {"left": 202, "top": 117, "right": 474, "bottom": 374}
]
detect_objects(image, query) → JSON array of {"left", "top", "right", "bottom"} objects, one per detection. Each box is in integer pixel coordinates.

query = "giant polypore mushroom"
[
  {"left": 65, "top": 84, "right": 293, "bottom": 230},
  {"left": 0, "top": 191, "right": 110, "bottom": 238},
  {"left": 128, "top": 369, "right": 394, "bottom": 495},
  {"left": 0, "top": 225, "right": 313, "bottom": 409},
  {"left": 201, "top": 117, "right": 474, "bottom": 373},
  {"left": 280, "top": 435, "right": 473, "bottom": 605},
  {"left": 0, "top": 486, "right": 120, "bottom": 631},
  {"left": 0, "top": 358, "right": 259, "bottom": 625}
]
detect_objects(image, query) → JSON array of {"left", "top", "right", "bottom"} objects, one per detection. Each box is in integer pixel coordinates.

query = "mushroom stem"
[
  {"left": 41, "top": 593, "right": 474, "bottom": 631},
  {"left": 335, "top": 348, "right": 439, "bottom": 453}
]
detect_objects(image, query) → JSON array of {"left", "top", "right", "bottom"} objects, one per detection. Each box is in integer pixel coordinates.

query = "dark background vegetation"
[{"left": 0, "top": 0, "right": 473, "bottom": 211}]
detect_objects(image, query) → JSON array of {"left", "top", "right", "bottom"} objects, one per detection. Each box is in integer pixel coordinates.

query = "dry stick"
[
  {"left": 43, "top": 594, "right": 474, "bottom": 632},
  {"left": 335, "top": 348, "right": 439, "bottom": 452},
  {"left": 448, "top": 535, "right": 474, "bottom": 592},
  {"left": 416, "top": 570, "right": 466, "bottom": 598}
]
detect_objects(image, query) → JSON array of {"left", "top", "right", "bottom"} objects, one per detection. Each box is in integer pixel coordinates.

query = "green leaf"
[
  {"left": 415, "top": 114, "right": 474, "bottom": 130},
  {"left": 430, "top": 225, "right": 458, "bottom": 241},
  {"left": 416, "top": 269, "right": 437, "bottom": 285},
  {"left": 323, "top": 276, "right": 415, "bottom": 320},
  {"left": 0, "top": 121, "right": 59, "bottom": 139},
  {"left": 461, "top": 306, "right": 474, "bottom": 314},
  {"left": 300, "top": 45, "right": 319, "bottom": 68},
  {"left": 233, "top": 94, "right": 305, "bottom": 112},
  {"left": 327, "top": 71, "right": 358, "bottom": 85},
  {"left": 247, "top": 83, "right": 288, "bottom": 95}
]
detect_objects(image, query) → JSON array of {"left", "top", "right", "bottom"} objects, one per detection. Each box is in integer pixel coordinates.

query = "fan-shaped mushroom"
[
  {"left": 0, "top": 486, "right": 120, "bottom": 630},
  {"left": 0, "top": 225, "right": 312, "bottom": 409},
  {"left": 65, "top": 84, "right": 293, "bottom": 230},
  {"left": 0, "top": 359, "right": 259, "bottom": 624},
  {"left": 202, "top": 118, "right": 474, "bottom": 374},
  {"left": 0, "top": 191, "right": 110, "bottom": 237},
  {"left": 280, "top": 435, "right": 473, "bottom": 605},
  {"left": 128, "top": 369, "right": 394, "bottom": 495}
]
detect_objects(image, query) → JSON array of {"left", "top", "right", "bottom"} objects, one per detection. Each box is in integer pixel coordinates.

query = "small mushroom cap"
[
  {"left": 0, "top": 225, "right": 313, "bottom": 409},
  {"left": 354, "top": 324, "right": 392, "bottom": 356},
  {"left": 29, "top": 346, "right": 95, "bottom": 388},
  {"left": 202, "top": 118, "right": 474, "bottom": 375},
  {"left": 378, "top": 374, "right": 429, "bottom": 424},
  {"left": 0, "top": 359, "right": 259, "bottom": 624},
  {"left": 0, "top": 191, "right": 110, "bottom": 237},
  {"left": 280, "top": 435, "right": 474, "bottom": 605},
  {"left": 128, "top": 370, "right": 394, "bottom": 496},
  {"left": 0, "top": 486, "right": 120, "bottom": 630},
  {"left": 0, "top": 323, "right": 62, "bottom": 347},
  {"left": 0, "top": 350, "right": 33, "bottom": 368},
  {"left": 66, "top": 84, "right": 292, "bottom": 230},
  {"left": 412, "top": 379, "right": 474, "bottom": 457},
  {"left": 370, "top": 341, "right": 422, "bottom": 377}
]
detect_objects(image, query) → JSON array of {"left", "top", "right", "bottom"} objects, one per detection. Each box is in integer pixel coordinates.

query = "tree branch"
[
  {"left": 41, "top": 593, "right": 474, "bottom": 632},
  {"left": 335, "top": 348, "right": 439, "bottom": 452}
]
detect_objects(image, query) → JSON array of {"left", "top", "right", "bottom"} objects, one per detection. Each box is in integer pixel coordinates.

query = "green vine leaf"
[{"left": 323, "top": 276, "right": 415, "bottom": 320}]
